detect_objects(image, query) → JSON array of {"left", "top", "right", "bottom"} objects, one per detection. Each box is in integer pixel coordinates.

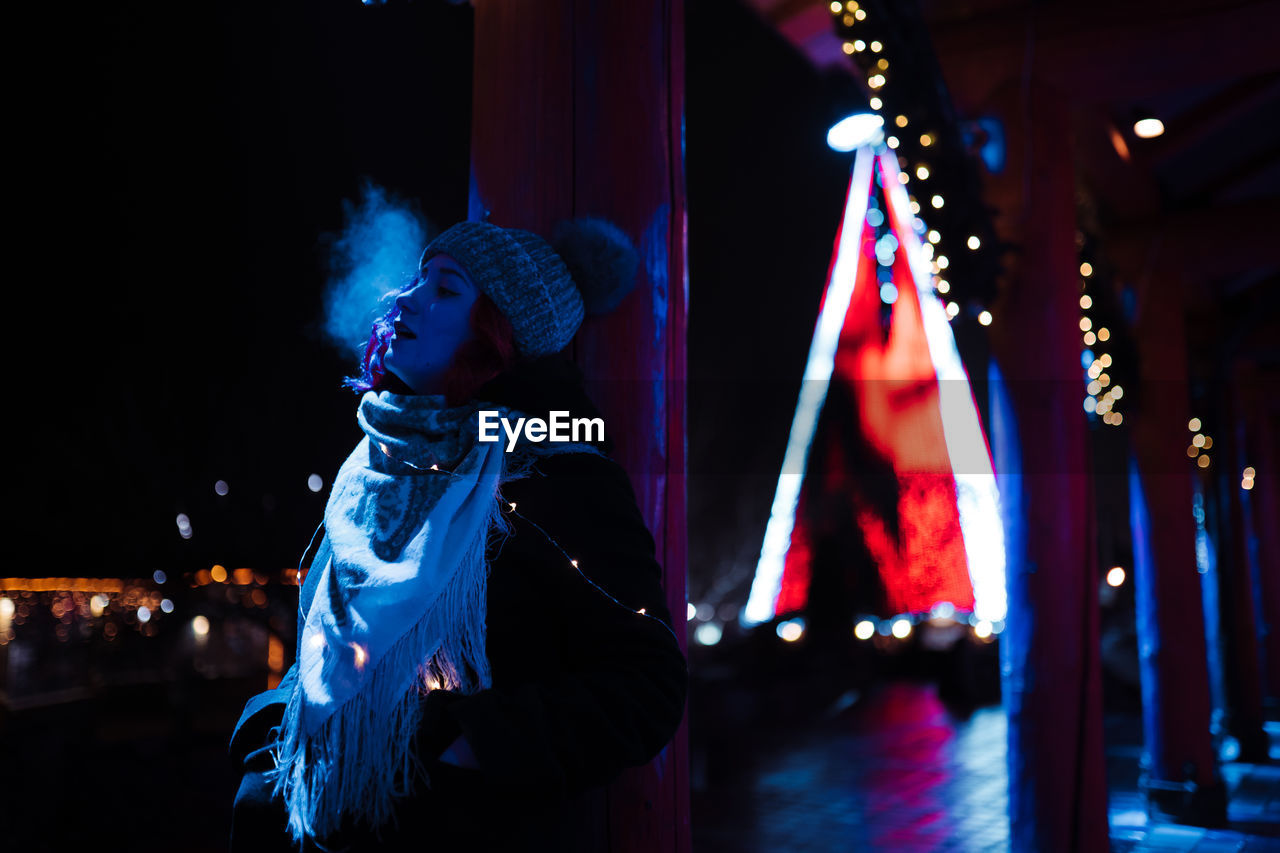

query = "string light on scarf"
[{"left": 363, "top": 438, "right": 676, "bottom": 652}]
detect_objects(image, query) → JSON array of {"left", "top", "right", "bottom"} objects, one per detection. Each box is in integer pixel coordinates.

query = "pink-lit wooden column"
[
  {"left": 983, "top": 80, "right": 1108, "bottom": 853},
  {"left": 468, "top": 2, "right": 689, "bottom": 852}
]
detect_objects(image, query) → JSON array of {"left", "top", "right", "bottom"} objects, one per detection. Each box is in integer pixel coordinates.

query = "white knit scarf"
[{"left": 267, "top": 390, "right": 599, "bottom": 846}]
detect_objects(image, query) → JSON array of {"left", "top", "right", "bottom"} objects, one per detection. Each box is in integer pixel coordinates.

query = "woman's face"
[{"left": 383, "top": 253, "right": 479, "bottom": 394}]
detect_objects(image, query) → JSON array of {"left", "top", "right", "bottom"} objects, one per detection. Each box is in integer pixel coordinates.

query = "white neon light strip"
[
  {"left": 876, "top": 150, "right": 1008, "bottom": 622},
  {"left": 742, "top": 146, "right": 876, "bottom": 626}
]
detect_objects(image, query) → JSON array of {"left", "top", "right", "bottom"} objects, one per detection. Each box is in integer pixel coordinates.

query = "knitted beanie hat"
[{"left": 419, "top": 218, "right": 639, "bottom": 358}]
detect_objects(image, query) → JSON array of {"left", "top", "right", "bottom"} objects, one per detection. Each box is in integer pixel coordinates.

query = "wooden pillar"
[
  {"left": 1242, "top": 382, "right": 1280, "bottom": 710},
  {"left": 1210, "top": 362, "right": 1268, "bottom": 761},
  {"left": 984, "top": 80, "right": 1108, "bottom": 853},
  {"left": 1126, "top": 268, "right": 1225, "bottom": 822},
  {"left": 469, "top": 2, "right": 689, "bottom": 852}
]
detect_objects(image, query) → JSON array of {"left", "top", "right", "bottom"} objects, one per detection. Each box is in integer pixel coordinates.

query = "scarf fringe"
[
  {"left": 267, "top": 424, "right": 598, "bottom": 848},
  {"left": 268, "top": 495, "right": 512, "bottom": 847}
]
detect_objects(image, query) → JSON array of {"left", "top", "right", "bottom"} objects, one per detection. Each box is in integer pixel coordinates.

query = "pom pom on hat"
[{"left": 552, "top": 217, "right": 639, "bottom": 316}]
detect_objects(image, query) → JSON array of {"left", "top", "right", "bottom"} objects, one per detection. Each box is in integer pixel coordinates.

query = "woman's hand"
[{"left": 436, "top": 733, "right": 480, "bottom": 769}]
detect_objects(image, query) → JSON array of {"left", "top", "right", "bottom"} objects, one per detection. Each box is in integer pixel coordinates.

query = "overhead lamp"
[{"left": 1133, "top": 115, "right": 1165, "bottom": 139}]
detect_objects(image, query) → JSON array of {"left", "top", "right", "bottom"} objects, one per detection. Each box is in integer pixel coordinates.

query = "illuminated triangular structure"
[{"left": 743, "top": 143, "right": 1006, "bottom": 627}]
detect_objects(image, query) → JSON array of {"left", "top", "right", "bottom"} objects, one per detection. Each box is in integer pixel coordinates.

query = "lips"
[{"left": 393, "top": 321, "right": 416, "bottom": 340}]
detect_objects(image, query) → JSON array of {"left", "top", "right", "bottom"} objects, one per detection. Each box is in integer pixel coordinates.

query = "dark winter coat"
[{"left": 228, "top": 358, "right": 688, "bottom": 852}]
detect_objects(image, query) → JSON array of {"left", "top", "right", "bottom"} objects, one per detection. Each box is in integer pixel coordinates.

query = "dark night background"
[{"left": 19, "top": 1, "right": 476, "bottom": 575}]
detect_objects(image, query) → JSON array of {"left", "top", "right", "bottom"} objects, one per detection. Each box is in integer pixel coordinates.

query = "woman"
[{"left": 229, "top": 218, "right": 688, "bottom": 852}]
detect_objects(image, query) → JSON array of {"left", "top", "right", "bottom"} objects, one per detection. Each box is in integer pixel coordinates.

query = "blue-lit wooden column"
[
  {"left": 984, "top": 80, "right": 1108, "bottom": 853},
  {"left": 1241, "top": 382, "right": 1280, "bottom": 711},
  {"left": 1210, "top": 362, "right": 1268, "bottom": 762},
  {"left": 1125, "top": 269, "right": 1225, "bottom": 822},
  {"left": 468, "top": 2, "right": 690, "bottom": 852}
]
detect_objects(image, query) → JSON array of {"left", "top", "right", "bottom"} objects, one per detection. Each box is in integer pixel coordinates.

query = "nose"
[{"left": 395, "top": 280, "right": 425, "bottom": 314}]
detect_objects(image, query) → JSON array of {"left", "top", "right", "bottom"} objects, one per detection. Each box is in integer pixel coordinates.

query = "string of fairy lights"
[
  {"left": 369, "top": 442, "right": 680, "bottom": 647},
  {"left": 1076, "top": 255, "right": 1126, "bottom": 427},
  {"left": 830, "top": 0, "right": 999, "bottom": 327}
]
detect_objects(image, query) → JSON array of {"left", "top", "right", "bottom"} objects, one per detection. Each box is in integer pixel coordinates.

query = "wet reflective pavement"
[{"left": 692, "top": 681, "right": 1280, "bottom": 852}]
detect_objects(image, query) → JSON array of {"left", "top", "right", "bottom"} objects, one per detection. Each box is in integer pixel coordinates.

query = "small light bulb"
[
  {"left": 930, "top": 195, "right": 944, "bottom": 209},
  {"left": 1080, "top": 262, "right": 1093, "bottom": 277},
  {"left": 967, "top": 235, "right": 981, "bottom": 250},
  {"left": 978, "top": 310, "right": 992, "bottom": 326},
  {"left": 1133, "top": 117, "right": 1165, "bottom": 139}
]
